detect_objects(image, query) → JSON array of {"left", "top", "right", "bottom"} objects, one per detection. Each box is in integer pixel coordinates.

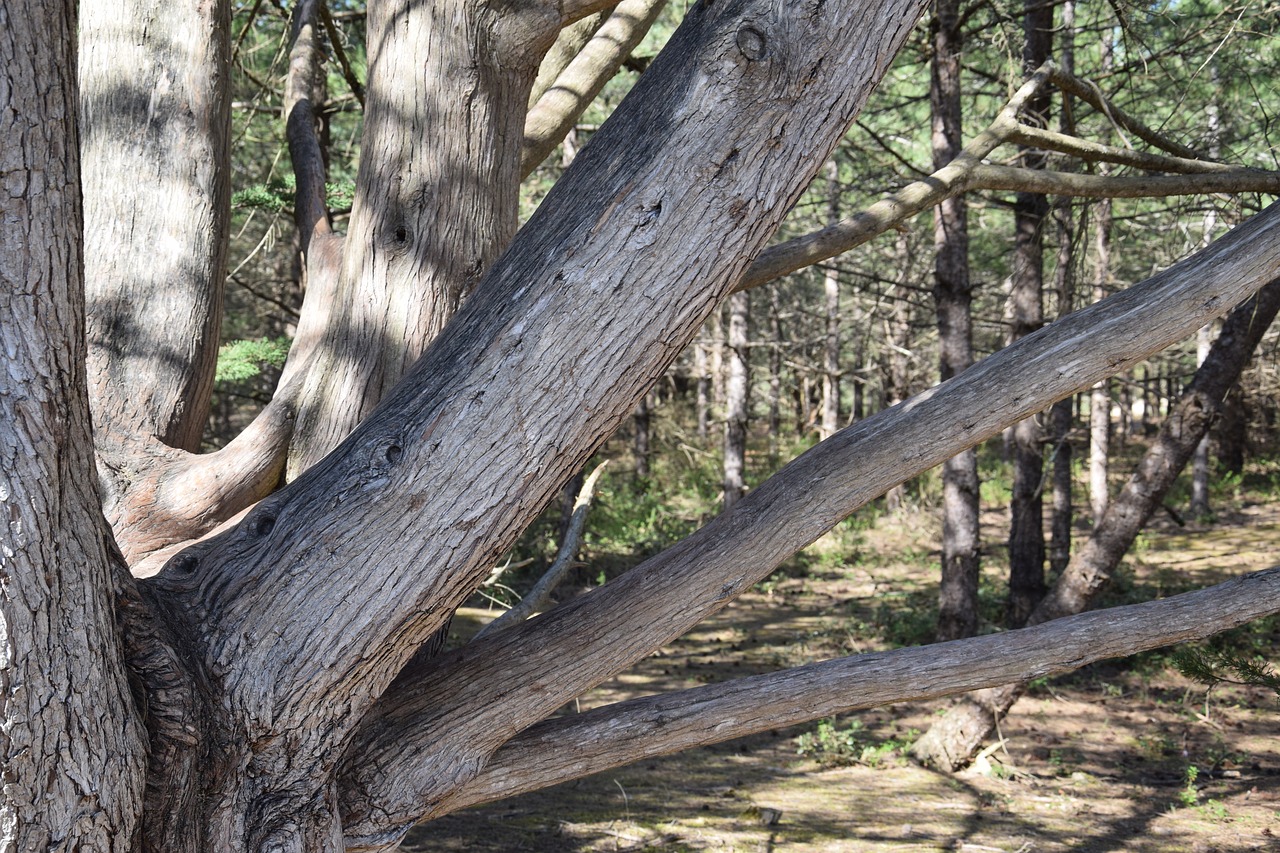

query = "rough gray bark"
[
  {"left": 913, "top": 276, "right": 1280, "bottom": 771},
  {"left": 287, "top": 0, "right": 561, "bottom": 477},
  {"left": 931, "top": 0, "right": 981, "bottom": 641},
  {"left": 144, "top": 1, "right": 930, "bottom": 845},
  {"left": 1, "top": 5, "right": 148, "bottom": 845},
  {"left": 80, "top": 0, "right": 231, "bottom": 453}
]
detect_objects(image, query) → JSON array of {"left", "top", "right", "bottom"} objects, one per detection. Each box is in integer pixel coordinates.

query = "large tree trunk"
[
  {"left": 931, "top": 0, "right": 981, "bottom": 641},
  {"left": 287, "top": 0, "right": 561, "bottom": 476},
  {"left": 913, "top": 277, "right": 1280, "bottom": 771},
  {"left": 1, "top": 5, "right": 148, "bottom": 845}
]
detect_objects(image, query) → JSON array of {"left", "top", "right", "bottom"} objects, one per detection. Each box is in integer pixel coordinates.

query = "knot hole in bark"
[
  {"left": 736, "top": 25, "right": 767, "bottom": 61},
  {"left": 251, "top": 512, "right": 276, "bottom": 538},
  {"left": 168, "top": 551, "right": 199, "bottom": 575}
]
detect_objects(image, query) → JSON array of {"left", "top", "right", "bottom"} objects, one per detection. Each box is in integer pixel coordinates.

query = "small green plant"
[
  {"left": 796, "top": 718, "right": 916, "bottom": 768},
  {"left": 215, "top": 337, "right": 291, "bottom": 383},
  {"left": 1178, "top": 764, "right": 1201, "bottom": 807}
]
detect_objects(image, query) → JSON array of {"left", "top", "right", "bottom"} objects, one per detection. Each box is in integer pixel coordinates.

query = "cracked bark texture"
[{"left": 1, "top": 4, "right": 147, "bottom": 846}]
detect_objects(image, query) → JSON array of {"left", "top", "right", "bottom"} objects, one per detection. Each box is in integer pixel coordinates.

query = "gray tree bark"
[
  {"left": 1, "top": 5, "right": 148, "bottom": 846},
  {"left": 931, "top": 0, "right": 981, "bottom": 641}
]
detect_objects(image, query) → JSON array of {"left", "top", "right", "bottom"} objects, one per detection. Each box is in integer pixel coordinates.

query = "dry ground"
[{"left": 402, "top": 495, "right": 1280, "bottom": 852}]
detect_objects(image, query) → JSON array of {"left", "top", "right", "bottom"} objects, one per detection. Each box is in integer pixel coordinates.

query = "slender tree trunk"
[
  {"left": 1006, "top": 0, "right": 1053, "bottom": 627},
  {"left": 1047, "top": 0, "right": 1076, "bottom": 578},
  {"left": 1090, "top": 196, "right": 1114, "bottom": 521},
  {"left": 913, "top": 277, "right": 1280, "bottom": 771},
  {"left": 633, "top": 393, "right": 651, "bottom": 479},
  {"left": 2, "top": 4, "right": 149, "bottom": 844},
  {"left": 931, "top": 0, "right": 981, "bottom": 641},
  {"left": 820, "top": 162, "right": 842, "bottom": 440},
  {"left": 1191, "top": 322, "right": 1213, "bottom": 517},
  {"left": 695, "top": 336, "right": 711, "bottom": 439},
  {"left": 724, "top": 291, "right": 751, "bottom": 509},
  {"left": 767, "top": 285, "right": 785, "bottom": 456},
  {"left": 884, "top": 231, "right": 915, "bottom": 512}
]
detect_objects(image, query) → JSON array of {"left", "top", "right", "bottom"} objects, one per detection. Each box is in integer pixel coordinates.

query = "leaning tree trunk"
[
  {"left": 931, "top": 0, "right": 981, "bottom": 641},
  {"left": 913, "top": 277, "right": 1280, "bottom": 771},
  {"left": 1, "top": 5, "right": 148, "bottom": 845}
]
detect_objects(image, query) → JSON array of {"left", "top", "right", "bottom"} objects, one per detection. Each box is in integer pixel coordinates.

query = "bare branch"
[
  {"left": 968, "top": 163, "right": 1280, "bottom": 198},
  {"left": 285, "top": 0, "right": 333, "bottom": 250},
  {"left": 560, "top": 0, "right": 622, "bottom": 26},
  {"left": 319, "top": 2, "right": 365, "bottom": 106},
  {"left": 522, "top": 0, "right": 668, "bottom": 177},
  {"left": 1004, "top": 125, "right": 1238, "bottom": 174},
  {"left": 435, "top": 566, "right": 1280, "bottom": 816},
  {"left": 475, "top": 461, "right": 609, "bottom": 639},
  {"left": 739, "top": 63, "right": 1056, "bottom": 290}
]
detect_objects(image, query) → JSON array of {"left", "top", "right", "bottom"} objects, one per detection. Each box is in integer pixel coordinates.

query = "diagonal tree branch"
[
  {"left": 913, "top": 275, "right": 1280, "bottom": 771},
  {"left": 338, "top": 200, "right": 1280, "bottom": 843},
  {"left": 522, "top": 0, "right": 669, "bottom": 177},
  {"left": 432, "top": 566, "right": 1280, "bottom": 817}
]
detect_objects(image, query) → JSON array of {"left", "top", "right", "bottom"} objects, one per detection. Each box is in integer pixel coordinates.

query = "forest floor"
[{"left": 402, "top": 476, "right": 1280, "bottom": 852}]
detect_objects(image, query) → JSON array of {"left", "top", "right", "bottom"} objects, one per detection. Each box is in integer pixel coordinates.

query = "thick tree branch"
[
  {"left": 434, "top": 566, "right": 1280, "bottom": 816},
  {"left": 339, "top": 201, "right": 1280, "bottom": 842},
  {"left": 560, "top": 0, "right": 621, "bottom": 26},
  {"left": 522, "top": 0, "right": 668, "bottom": 177}
]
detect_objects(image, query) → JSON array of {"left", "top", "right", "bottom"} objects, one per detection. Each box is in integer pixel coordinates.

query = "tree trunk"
[
  {"left": 1191, "top": 321, "right": 1213, "bottom": 517},
  {"left": 820, "top": 161, "right": 842, "bottom": 440},
  {"left": 913, "top": 277, "right": 1280, "bottom": 771},
  {"left": 695, "top": 336, "right": 711, "bottom": 439},
  {"left": 1089, "top": 195, "right": 1114, "bottom": 522},
  {"left": 2, "top": 5, "right": 148, "bottom": 844},
  {"left": 80, "top": 0, "right": 231, "bottom": 453},
  {"left": 1006, "top": 0, "right": 1053, "bottom": 627},
  {"left": 634, "top": 393, "right": 651, "bottom": 479},
  {"left": 724, "top": 290, "right": 751, "bottom": 509},
  {"left": 766, "top": 285, "right": 785, "bottom": 455},
  {"left": 931, "top": 0, "right": 981, "bottom": 641},
  {"left": 287, "top": 0, "right": 560, "bottom": 476}
]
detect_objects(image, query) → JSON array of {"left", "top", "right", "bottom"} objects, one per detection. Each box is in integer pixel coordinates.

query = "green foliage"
[
  {"left": 231, "top": 178, "right": 356, "bottom": 213},
  {"left": 1171, "top": 645, "right": 1280, "bottom": 699},
  {"left": 795, "top": 718, "right": 917, "bottom": 768},
  {"left": 215, "top": 337, "right": 291, "bottom": 384}
]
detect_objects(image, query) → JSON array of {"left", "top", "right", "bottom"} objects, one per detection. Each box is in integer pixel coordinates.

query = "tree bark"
[
  {"left": 1, "top": 4, "right": 148, "bottom": 845},
  {"left": 820, "top": 161, "right": 842, "bottom": 440},
  {"left": 80, "top": 0, "right": 231, "bottom": 453},
  {"left": 723, "top": 290, "right": 751, "bottom": 509},
  {"left": 913, "top": 276, "right": 1280, "bottom": 771},
  {"left": 931, "top": 0, "right": 981, "bottom": 641},
  {"left": 143, "top": 0, "right": 932, "bottom": 843},
  {"left": 340, "top": 207, "right": 1280, "bottom": 843},
  {"left": 287, "top": 0, "right": 561, "bottom": 477},
  {"left": 1006, "top": 0, "right": 1053, "bottom": 627}
]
